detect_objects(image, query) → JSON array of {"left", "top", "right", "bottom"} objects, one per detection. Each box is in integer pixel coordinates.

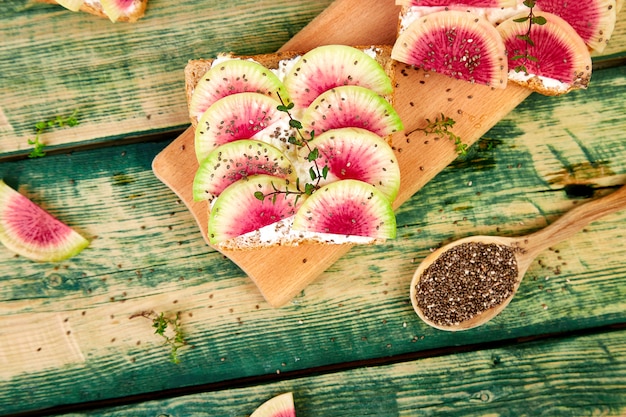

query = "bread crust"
[{"left": 36, "top": 0, "right": 148, "bottom": 22}]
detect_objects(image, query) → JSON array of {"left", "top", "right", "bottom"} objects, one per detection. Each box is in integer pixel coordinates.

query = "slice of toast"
[
  {"left": 394, "top": 5, "right": 593, "bottom": 96},
  {"left": 184, "top": 45, "right": 400, "bottom": 251},
  {"left": 37, "top": 0, "right": 148, "bottom": 22},
  {"left": 184, "top": 45, "right": 397, "bottom": 128}
]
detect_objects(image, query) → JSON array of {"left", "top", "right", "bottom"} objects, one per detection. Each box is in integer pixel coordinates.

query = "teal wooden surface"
[
  {"left": 52, "top": 329, "right": 626, "bottom": 417},
  {"left": 0, "top": 64, "right": 625, "bottom": 415},
  {"left": 0, "top": 0, "right": 333, "bottom": 158},
  {"left": 1, "top": 1, "right": 625, "bottom": 416}
]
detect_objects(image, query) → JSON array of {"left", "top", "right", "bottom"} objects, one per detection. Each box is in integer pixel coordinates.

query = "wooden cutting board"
[{"left": 152, "top": 0, "right": 532, "bottom": 307}]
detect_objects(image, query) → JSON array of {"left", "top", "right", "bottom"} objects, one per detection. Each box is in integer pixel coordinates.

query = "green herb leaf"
[
  {"left": 28, "top": 110, "right": 80, "bottom": 158},
  {"left": 289, "top": 119, "right": 303, "bottom": 129}
]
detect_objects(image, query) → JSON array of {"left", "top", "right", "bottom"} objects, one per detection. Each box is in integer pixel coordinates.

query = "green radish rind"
[
  {"left": 303, "top": 127, "right": 401, "bottom": 202},
  {"left": 392, "top": 10, "right": 508, "bottom": 89},
  {"left": 300, "top": 85, "right": 404, "bottom": 139},
  {"left": 208, "top": 175, "right": 303, "bottom": 245},
  {"left": 194, "top": 92, "right": 292, "bottom": 162},
  {"left": 292, "top": 179, "right": 396, "bottom": 240},
  {"left": 250, "top": 392, "right": 296, "bottom": 417},
  {"left": 193, "top": 140, "right": 297, "bottom": 202},
  {"left": 189, "top": 60, "right": 289, "bottom": 125},
  {"left": 0, "top": 180, "right": 89, "bottom": 262},
  {"left": 283, "top": 45, "right": 394, "bottom": 109}
]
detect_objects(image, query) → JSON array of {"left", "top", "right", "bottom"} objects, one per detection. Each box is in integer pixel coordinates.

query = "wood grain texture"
[
  {"left": 51, "top": 330, "right": 626, "bottom": 416},
  {"left": 0, "top": 0, "right": 333, "bottom": 157},
  {"left": 1, "top": 1, "right": 625, "bottom": 416},
  {"left": 1, "top": 65, "right": 625, "bottom": 414}
]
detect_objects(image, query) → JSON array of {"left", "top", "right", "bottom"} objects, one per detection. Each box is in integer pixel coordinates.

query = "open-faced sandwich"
[
  {"left": 184, "top": 45, "right": 404, "bottom": 250},
  {"left": 391, "top": 0, "right": 621, "bottom": 95},
  {"left": 37, "top": 0, "right": 148, "bottom": 22}
]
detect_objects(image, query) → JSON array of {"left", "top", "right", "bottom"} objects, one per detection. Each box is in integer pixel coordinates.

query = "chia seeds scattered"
[{"left": 415, "top": 242, "right": 518, "bottom": 327}]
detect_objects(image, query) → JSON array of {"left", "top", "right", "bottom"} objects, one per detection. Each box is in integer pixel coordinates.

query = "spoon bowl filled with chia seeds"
[{"left": 410, "top": 184, "right": 626, "bottom": 331}]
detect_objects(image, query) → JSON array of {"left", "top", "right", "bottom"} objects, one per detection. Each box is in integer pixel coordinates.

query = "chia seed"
[{"left": 415, "top": 242, "right": 518, "bottom": 327}]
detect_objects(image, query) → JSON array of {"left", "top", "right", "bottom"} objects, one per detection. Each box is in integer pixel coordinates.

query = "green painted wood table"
[{"left": 1, "top": 0, "right": 626, "bottom": 416}]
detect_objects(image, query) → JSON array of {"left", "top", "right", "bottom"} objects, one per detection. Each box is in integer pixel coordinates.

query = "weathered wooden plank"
[
  {"left": 1, "top": 2, "right": 625, "bottom": 159},
  {"left": 51, "top": 329, "right": 626, "bottom": 416},
  {"left": 0, "top": 0, "right": 333, "bottom": 157},
  {"left": 0, "top": 64, "right": 624, "bottom": 414}
]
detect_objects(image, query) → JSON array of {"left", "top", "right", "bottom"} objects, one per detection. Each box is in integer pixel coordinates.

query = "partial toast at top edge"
[
  {"left": 36, "top": 0, "right": 148, "bottom": 22},
  {"left": 184, "top": 45, "right": 397, "bottom": 127}
]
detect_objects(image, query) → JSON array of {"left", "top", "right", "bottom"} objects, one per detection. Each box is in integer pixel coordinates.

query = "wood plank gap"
[
  {"left": 9, "top": 322, "right": 626, "bottom": 417},
  {"left": 0, "top": 127, "right": 188, "bottom": 163}
]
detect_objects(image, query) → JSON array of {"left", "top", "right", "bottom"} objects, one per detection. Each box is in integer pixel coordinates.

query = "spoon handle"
[{"left": 524, "top": 185, "right": 626, "bottom": 258}]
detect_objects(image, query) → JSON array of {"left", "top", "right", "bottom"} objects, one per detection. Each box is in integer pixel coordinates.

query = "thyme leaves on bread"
[
  {"left": 511, "top": 0, "right": 547, "bottom": 75},
  {"left": 254, "top": 95, "right": 329, "bottom": 204}
]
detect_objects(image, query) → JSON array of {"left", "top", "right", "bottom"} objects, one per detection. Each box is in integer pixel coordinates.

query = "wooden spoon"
[{"left": 410, "top": 184, "right": 626, "bottom": 331}]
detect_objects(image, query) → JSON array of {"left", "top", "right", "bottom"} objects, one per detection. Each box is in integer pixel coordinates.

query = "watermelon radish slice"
[
  {"left": 0, "top": 180, "right": 89, "bottom": 262},
  {"left": 55, "top": 0, "right": 84, "bottom": 11},
  {"left": 100, "top": 0, "right": 137, "bottom": 22},
  {"left": 193, "top": 140, "right": 296, "bottom": 202},
  {"left": 189, "top": 60, "right": 289, "bottom": 125},
  {"left": 208, "top": 175, "right": 304, "bottom": 245},
  {"left": 535, "top": 0, "right": 617, "bottom": 52},
  {"left": 250, "top": 393, "right": 296, "bottom": 417},
  {"left": 283, "top": 45, "right": 394, "bottom": 109},
  {"left": 498, "top": 11, "right": 592, "bottom": 95},
  {"left": 304, "top": 127, "right": 400, "bottom": 202},
  {"left": 292, "top": 180, "right": 396, "bottom": 240},
  {"left": 391, "top": 10, "right": 508, "bottom": 88},
  {"left": 194, "top": 92, "right": 292, "bottom": 162},
  {"left": 300, "top": 86, "right": 404, "bottom": 141}
]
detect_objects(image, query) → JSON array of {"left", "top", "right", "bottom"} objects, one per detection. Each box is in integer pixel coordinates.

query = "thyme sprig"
[
  {"left": 511, "top": 0, "right": 547, "bottom": 75},
  {"left": 413, "top": 113, "right": 468, "bottom": 156},
  {"left": 254, "top": 95, "right": 329, "bottom": 204},
  {"left": 132, "top": 310, "right": 187, "bottom": 364},
  {"left": 28, "top": 109, "right": 79, "bottom": 158}
]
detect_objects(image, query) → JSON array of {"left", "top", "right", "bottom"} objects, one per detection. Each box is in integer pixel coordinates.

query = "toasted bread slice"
[
  {"left": 37, "top": 0, "right": 148, "bottom": 22},
  {"left": 395, "top": 5, "right": 595, "bottom": 95},
  {"left": 185, "top": 46, "right": 400, "bottom": 250},
  {"left": 184, "top": 45, "right": 397, "bottom": 128}
]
